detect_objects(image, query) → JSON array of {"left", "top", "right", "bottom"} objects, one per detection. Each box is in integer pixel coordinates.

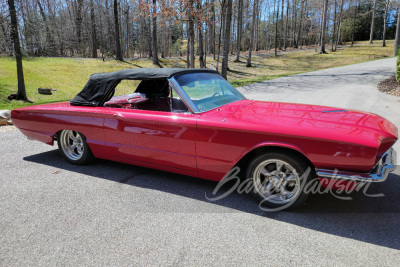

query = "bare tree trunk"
[
  {"left": 394, "top": 8, "right": 400, "bottom": 56},
  {"left": 221, "top": 0, "right": 232, "bottom": 79},
  {"left": 216, "top": 11, "right": 223, "bottom": 72},
  {"left": 279, "top": 0, "right": 284, "bottom": 50},
  {"left": 234, "top": 0, "right": 243, "bottom": 62},
  {"left": 197, "top": 26, "right": 204, "bottom": 68},
  {"left": 188, "top": 0, "right": 195, "bottom": 68},
  {"left": 179, "top": 22, "right": 183, "bottom": 57},
  {"left": 7, "top": 0, "right": 30, "bottom": 102},
  {"left": 0, "top": 16, "right": 12, "bottom": 56},
  {"left": 19, "top": 2, "right": 29, "bottom": 54},
  {"left": 297, "top": 0, "right": 304, "bottom": 49},
  {"left": 211, "top": 1, "right": 216, "bottom": 60},
  {"left": 189, "top": 22, "right": 195, "bottom": 68},
  {"left": 90, "top": 0, "right": 97, "bottom": 58},
  {"left": 302, "top": 0, "right": 307, "bottom": 48},
  {"left": 119, "top": 3, "right": 124, "bottom": 57},
  {"left": 331, "top": 0, "right": 337, "bottom": 51},
  {"left": 161, "top": 24, "right": 165, "bottom": 58},
  {"left": 205, "top": 0, "right": 210, "bottom": 57},
  {"left": 148, "top": 16, "right": 152, "bottom": 58},
  {"left": 382, "top": 0, "right": 390, "bottom": 47},
  {"left": 284, "top": 0, "right": 289, "bottom": 50},
  {"left": 335, "top": 0, "right": 344, "bottom": 50},
  {"left": 99, "top": 1, "right": 105, "bottom": 59},
  {"left": 197, "top": 0, "right": 204, "bottom": 68},
  {"left": 293, "top": 0, "right": 297, "bottom": 48},
  {"left": 319, "top": 0, "right": 328, "bottom": 54},
  {"left": 125, "top": 4, "right": 130, "bottom": 58},
  {"left": 198, "top": 26, "right": 204, "bottom": 68},
  {"left": 186, "top": 24, "right": 190, "bottom": 68},
  {"left": 114, "top": 0, "right": 122, "bottom": 60},
  {"left": 275, "top": 0, "right": 279, "bottom": 55},
  {"left": 246, "top": 0, "right": 258, "bottom": 67},
  {"left": 76, "top": 0, "right": 83, "bottom": 54},
  {"left": 152, "top": 0, "right": 158, "bottom": 64},
  {"left": 231, "top": 7, "right": 235, "bottom": 54},
  {"left": 204, "top": 18, "right": 207, "bottom": 67},
  {"left": 255, "top": 6, "right": 260, "bottom": 51},
  {"left": 0, "top": 14, "right": 13, "bottom": 56},
  {"left": 351, "top": 0, "right": 357, "bottom": 47},
  {"left": 369, "top": 0, "right": 377, "bottom": 44},
  {"left": 37, "top": 0, "right": 55, "bottom": 56}
]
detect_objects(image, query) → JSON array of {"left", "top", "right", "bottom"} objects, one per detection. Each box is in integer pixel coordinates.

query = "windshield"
[{"left": 174, "top": 73, "right": 246, "bottom": 112}]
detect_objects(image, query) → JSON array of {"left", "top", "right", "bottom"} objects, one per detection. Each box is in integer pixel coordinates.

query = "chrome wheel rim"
[
  {"left": 252, "top": 159, "right": 301, "bottom": 204},
  {"left": 60, "top": 130, "right": 84, "bottom": 161}
]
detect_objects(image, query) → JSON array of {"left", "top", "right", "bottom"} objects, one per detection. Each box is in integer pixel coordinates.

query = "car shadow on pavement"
[{"left": 25, "top": 149, "right": 400, "bottom": 250}]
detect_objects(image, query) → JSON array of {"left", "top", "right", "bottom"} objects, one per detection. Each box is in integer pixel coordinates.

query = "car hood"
[{"left": 225, "top": 100, "right": 398, "bottom": 148}]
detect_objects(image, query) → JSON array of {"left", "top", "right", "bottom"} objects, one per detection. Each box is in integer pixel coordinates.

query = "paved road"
[
  {"left": 238, "top": 57, "right": 400, "bottom": 162},
  {"left": 1, "top": 58, "right": 400, "bottom": 266}
]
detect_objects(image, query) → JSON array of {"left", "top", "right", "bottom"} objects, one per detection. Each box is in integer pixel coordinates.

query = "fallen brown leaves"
[{"left": 378, "top": 75, "right": 400, "bottom": 97}]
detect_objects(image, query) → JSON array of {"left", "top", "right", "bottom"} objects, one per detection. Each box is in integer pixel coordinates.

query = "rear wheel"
[
  {"left": 246, "top": 152, "right": 313, "bottom": 210},
  {"left": 58, "top": 130, "right": 94, "bottom": 165}
]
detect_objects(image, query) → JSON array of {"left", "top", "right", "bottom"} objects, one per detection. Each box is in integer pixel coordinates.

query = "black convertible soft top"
[{"left": 70, "top": 68, "right": 219, "bottom": 106}]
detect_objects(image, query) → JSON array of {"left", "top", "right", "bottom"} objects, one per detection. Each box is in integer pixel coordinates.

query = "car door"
[{"left": 103, "top": 108, "right": 199, "bottom": 172}]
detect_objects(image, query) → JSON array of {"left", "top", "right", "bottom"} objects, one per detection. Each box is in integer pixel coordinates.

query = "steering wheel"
[{"left": 212, "top": 92, "right": 221, "bottom": 97}]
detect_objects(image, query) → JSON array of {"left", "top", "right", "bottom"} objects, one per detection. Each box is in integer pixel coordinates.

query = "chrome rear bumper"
[{"left": 316, "top": 148, "right": 397, "bottom": 182}]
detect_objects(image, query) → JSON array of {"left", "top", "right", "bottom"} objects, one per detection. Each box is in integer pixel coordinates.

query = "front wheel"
[
  {"left": 246, "top": 152, "right": 313, "bottom": 210},
  {"left": 58, "top": 130, "right": 94, "bottom": 165}
]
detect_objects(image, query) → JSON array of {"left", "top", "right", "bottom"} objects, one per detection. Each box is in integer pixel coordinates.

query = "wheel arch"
[
  {"left": 54, "top": 130, "right": 63, "bottom": 142},
  {"left": 49, "top": 130, "right": 75, "bottom": 145},
  {"left": 54, "top": 129, "right": 90, "bottom": 147},
  {"left": 234, "top": 143, "right": 315, "bottom": 175}
]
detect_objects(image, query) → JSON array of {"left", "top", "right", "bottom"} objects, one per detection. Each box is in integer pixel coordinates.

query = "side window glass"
[{"left": 170, "top": 87, "right": 189, "bottom": 113}]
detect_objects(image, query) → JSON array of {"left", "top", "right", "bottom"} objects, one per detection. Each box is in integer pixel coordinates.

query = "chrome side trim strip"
[
  {"left": 321, "top": 109, "right": 348, "bottom": 113},
  {"left": 316, "top": 148, "right": 397, "bottom": 183}
]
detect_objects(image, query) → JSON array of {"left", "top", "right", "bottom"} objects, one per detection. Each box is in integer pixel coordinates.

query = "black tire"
[
  {"left": 246, "top": 152, "right": 313, "bottom": 211},
  {"left": 57, "top": 130, "right": 95, "bottom": 165}
]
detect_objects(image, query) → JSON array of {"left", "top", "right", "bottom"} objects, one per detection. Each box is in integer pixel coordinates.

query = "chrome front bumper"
[{"left": 316, "top": 148, "right": 397, "bottom": 182}]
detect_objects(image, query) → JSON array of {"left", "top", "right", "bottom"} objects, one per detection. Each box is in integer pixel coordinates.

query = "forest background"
[{"left": 1, "top": 0, "right": 399, "bottom": 109}]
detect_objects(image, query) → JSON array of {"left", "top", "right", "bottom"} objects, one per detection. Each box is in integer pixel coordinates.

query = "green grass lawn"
[{"left": 0, "top": 40, "right": 395, "bottom": 110}]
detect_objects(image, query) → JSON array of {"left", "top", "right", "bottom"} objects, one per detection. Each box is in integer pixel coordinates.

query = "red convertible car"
[{"left": 11, "top": 68, "right": 398, "bottom": 210}]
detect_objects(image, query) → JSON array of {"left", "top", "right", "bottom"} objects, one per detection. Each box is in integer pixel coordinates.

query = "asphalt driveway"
[
  {"left": 238, "top": 57, "right": 400, "bottom": 162},
  {"left": 1, "top": 58, "right": 400, "bottom": 266}
]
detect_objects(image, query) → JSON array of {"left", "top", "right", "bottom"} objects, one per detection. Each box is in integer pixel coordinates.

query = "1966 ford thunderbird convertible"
[{"left": 12, "top": 68, "right": 398, "bottom": 210}]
